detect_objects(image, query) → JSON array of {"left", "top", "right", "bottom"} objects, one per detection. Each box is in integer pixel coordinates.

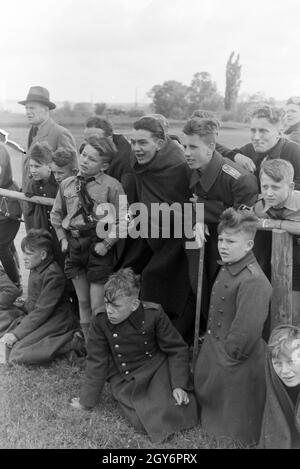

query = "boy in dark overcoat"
[
  {"left": 194, "top": 208, "right": 272, "bottom": 444},
  {"left": 0, "top": 229, "right": 80, "bottom": 365},
  {"left": 70, "top": 268, "right": 199, "bottom": 443},
  {"left": 0, "top": 263, "right": 24, "bottom": 338}
]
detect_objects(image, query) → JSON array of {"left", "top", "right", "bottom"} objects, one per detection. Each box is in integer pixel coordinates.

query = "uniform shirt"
[
  {"left": 206, "top": 250, "right": 272, "bottom": 360},
  {"left": 190, "top": 151, "right": 258, "bottom": 224},
  {"left": 80, "top": 301, "right": 192, "bottom": 408},
  {"left": 50, "top": 172, "right": 125, "bottom": 244}
]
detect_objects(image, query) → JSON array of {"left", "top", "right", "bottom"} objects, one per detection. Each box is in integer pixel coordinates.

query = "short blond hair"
[{"left": 268, "top": 325, "right": 300, "bottom": 360}]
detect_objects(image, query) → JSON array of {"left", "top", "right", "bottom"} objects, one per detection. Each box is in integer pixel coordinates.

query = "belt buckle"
[{"left": 72, "top": 229, "right": 80, "bottom": 238}]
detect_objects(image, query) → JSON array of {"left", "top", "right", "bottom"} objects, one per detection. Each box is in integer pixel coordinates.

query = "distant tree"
[
  {"left": 224, "top": 52, "right": 242, "bottom": 111},
  {"left": 187, "top": 72, "right": 223, "bottom": 113},
  {"left": 147, "top": 80, "right": 189, "bottom": 118},
  {"left": 73, "top": 102, "right": 94, "bottom": 115},
  {"left": 94, "top": 102, "right": 107, "bottom": 115}
]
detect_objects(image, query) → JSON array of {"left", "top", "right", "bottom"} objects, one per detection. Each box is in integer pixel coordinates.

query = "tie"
[{"left": 28, "top": 125, "right": 38, "bottom": 148}]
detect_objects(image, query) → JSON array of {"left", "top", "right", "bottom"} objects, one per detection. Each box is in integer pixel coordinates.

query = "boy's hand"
[
  {"left": 193, "top": 222, "right": 209, "bottom": 248},
  {"left": 69, "top": 397, "right": 91, "bottom": 411},
  {"left": 61, "top": 238, "right": 68, "bottom": 253},
  {"left": 0, "top": 333, "right": 18, "bottom": 348},
  {"left": 189, "top": 193, "right": 198, "bottom": 205},
  {"left": 234, "top": 153, "right": 256, "bottom": 172},
  {"left": 172, "top": 388, "right": 189, "bottom": 406},
  {"left": 94, "top": 242, "right": 108, "bottom": 256}
]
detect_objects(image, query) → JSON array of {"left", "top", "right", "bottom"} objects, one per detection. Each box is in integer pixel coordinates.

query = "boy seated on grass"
[
  {"left": 0, "top": 262, "right": 24, "bottom": 339},
  {"left": 70, "top": 268, "right": 199, "bottom": 443},
  {"left": 0, "top": 229, "right": 84, "bottom": 365},
  {"left": 194, "top": 208, "right": 272, "bottom": 445},
  {"left": 51, "top": 146, "right": 78, "bottom": 184},
  {"left": 260, "top": 325, "right": 300, "bottom": 449},
  {"left": 254, "top": 159, "right": 300, "bottom": 321}
]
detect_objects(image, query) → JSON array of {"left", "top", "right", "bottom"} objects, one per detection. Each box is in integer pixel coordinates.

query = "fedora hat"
[{"left": 18, "top": 86, "right": 56, "bottom": 110}]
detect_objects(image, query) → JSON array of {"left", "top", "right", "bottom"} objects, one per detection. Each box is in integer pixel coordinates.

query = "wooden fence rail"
[{"left": 0, "top": 189, "right": 295, "bottom": 329}]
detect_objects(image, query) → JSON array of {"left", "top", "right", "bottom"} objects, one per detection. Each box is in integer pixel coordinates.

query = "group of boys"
[{"left": 0, "top": 85, "right": 299, "bottom": 447}]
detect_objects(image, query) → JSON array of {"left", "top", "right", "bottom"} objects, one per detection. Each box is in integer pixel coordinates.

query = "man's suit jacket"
[{"left": 22, "top": 117, "right": 77, "bottom": 190}]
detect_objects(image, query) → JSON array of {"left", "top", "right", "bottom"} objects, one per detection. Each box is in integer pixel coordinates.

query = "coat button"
[
  {"left": 121, "top": 363, "right": 126, "bottom": 367},
  {"left": 148, "top": 354, "right": 152, "bottom": 358},
  {"left": 125, "top": 371, "right": 129, "bottom": 375},
  {"left": 207, "top": 330, "right": 211, "bottom": 334},
  {"left": 222, "top": 297, "right": 225, "bottom": 300},
  {"left": 142, "top": 331, "right": 146, "bottom": 335},
  {"left": 117, "top": 354, "right": 122, "bottom": 358},
  {"left": 114, "top": 344, "right": 119, "bottom": 349},
  {"left": 144, "top": 341, "right": 148, "bottom": 345},
  {"left": 218, "top": 309, "right": 223, "bottom": 313},
  {"left": 145, "top": 351, "right": 149, "bottom": 355},
  {"left": 113, "top": 333, "right": 118, "bottom": 338},
  {"left": 217, "top": 323, "right": 221, "bottom": 327}
]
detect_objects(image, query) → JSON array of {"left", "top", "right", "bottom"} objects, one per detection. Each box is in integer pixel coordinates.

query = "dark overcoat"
[
  {"left": 0, "top": 266, "right": 24, "bottom": 337},
  {"left": 194, "top": 251, "right": 272, "bottom": 444},
  {"left": 80, "top": 301, "right": 199, "bottom": 443},
  {"left": 8, "top": 256, "right": 77, "bottom": 365},
  {"left": 259, "top": 326, "right": 300, "bottom": 449},
  {"left": 128, "top": 138, "right": 194, "bottom": 321}
]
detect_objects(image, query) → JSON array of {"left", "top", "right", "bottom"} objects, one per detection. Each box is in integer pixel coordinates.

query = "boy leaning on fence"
[
  {"left": 254, "top": 159, "right": 300, "bottom": 321},
  {"left": 50, "top": 135, "right": 125, "bottom": 345},
  {"left": 194, "top": 208, "right": 272, "bottom": 445}
]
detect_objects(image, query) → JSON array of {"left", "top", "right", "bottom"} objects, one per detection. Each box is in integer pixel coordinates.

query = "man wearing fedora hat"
[{"left": 19, "top": 86, "right": 77, "bottom": 229}]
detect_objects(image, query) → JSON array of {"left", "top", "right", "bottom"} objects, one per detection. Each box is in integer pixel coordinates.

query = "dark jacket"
[
  {"left": 12, "top": 256, "right": 73, "bottom": 340},
  {"left": 194, "top": 250, "right": 272, "bottom": 444},
  {"left": 128, "top": 137, "right": 193, "bottom": 318},
  {"left": 0, "top": 266, "right": 24, "bottom": 337},
  {"left": 80, "top": 301, "right": 198, "bottom": 442},
  {"left": 259, "top": 327, "right": 300, "bottom": 449},
  {"left": 231, "top": 138, "right": 300, "bottom": 190},
  {"left": 190, "top": 151, "right": 259, "bottom": 224},
  {"left": 0, "top": 143, "right": 22, "bottom": 221},
  {"left": 284, "top": 122, "right": 300, "bottom": 145}
]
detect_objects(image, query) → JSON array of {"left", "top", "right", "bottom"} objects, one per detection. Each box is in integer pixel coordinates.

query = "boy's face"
[
  {"left": 51, "top": 162, "right": 74, "bottom": 184},
  {"left": 285, "top": 103, "right": 300, "bottom": 127},
  {"left": 23, "top": 247, "right": 47, "bottom": 270},
  {"left": 272, "top": 340, "right": 300, "bottom": 387},
  {"left": 218, "top": 228, "right": 253, "bottom": 264},
  {"left": 29, "top": 159, "right": 51, "bottom": 181},
  {"left": 250, "top": 117, "right": 280, "bottom": 153},
  {"left": 79, "top": 144, "right": 108, "bottom": 176},
  {"left": 131, "top": 129, "right": 164, "bottom": 165},
  {"left": 260, "top": 172, "right": 293, "bottom": 208},
  {"left": 184, "top": 133, "right": 215, "bottom": 170},
  {"left": 104, "top": 293, "right": 139, "bottom": 325}
]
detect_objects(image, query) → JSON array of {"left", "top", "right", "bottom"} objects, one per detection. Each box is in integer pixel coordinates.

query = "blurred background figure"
[{"left": 284, "top": 97, "right": 300, "bottom": 144}]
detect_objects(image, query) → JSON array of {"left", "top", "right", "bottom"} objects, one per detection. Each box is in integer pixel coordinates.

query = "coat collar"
[
  {"left": 106, "top": 301, "right": 145, "bottom": 330},
  {"left": 34, "top": 254, "right": 54, "bottom": 274},
  {"left": 189, "top": 151, "right": 223, "bottom": 191},
  {"left": 218, "top": 250, "right": 257, "bottom": 276},
  {"left": 284, "top": 122, "right": 300, "bottom": 135}
]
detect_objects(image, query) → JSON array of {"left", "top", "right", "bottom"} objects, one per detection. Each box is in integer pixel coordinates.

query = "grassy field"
[{"left": 0, "top": 124, "right": 251, "bottom": 449}]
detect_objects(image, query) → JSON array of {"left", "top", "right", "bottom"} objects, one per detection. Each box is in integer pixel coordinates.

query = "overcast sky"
[{"left": 1, "top": 0, "right": 300, "bottom": 104}]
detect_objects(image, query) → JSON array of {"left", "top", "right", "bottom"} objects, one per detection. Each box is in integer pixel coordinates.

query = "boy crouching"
[
  {"left": 0, "top": 229, "right": 82, "bottom": 365},
  {"left": 194, "top": 208, "right": 272, "bottom": 445},
  {"left": 70, "top": 268, "right": 199, "bottom": 443}
]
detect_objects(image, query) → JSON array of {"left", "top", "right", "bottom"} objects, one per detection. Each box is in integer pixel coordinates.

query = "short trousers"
[{"left": 64, "top": 234, "right": 114, "bottom": 283}]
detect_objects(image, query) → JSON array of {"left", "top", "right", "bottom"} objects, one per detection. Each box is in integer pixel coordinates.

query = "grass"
[
  {"left": 0, "top": 359, "right": 247, "bottom": 449},
  {"left": 0, "top": 125, "right": 251, "bottom": 449}
]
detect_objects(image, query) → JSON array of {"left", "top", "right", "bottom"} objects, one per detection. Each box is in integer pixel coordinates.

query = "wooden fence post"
[{"left": 270, "top": 229, "right": 293, "bottom": 329}]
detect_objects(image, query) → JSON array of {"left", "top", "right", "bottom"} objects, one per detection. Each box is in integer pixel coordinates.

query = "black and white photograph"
[{"left": 0, "top": 0, "right": 300, "bottom": 453}]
